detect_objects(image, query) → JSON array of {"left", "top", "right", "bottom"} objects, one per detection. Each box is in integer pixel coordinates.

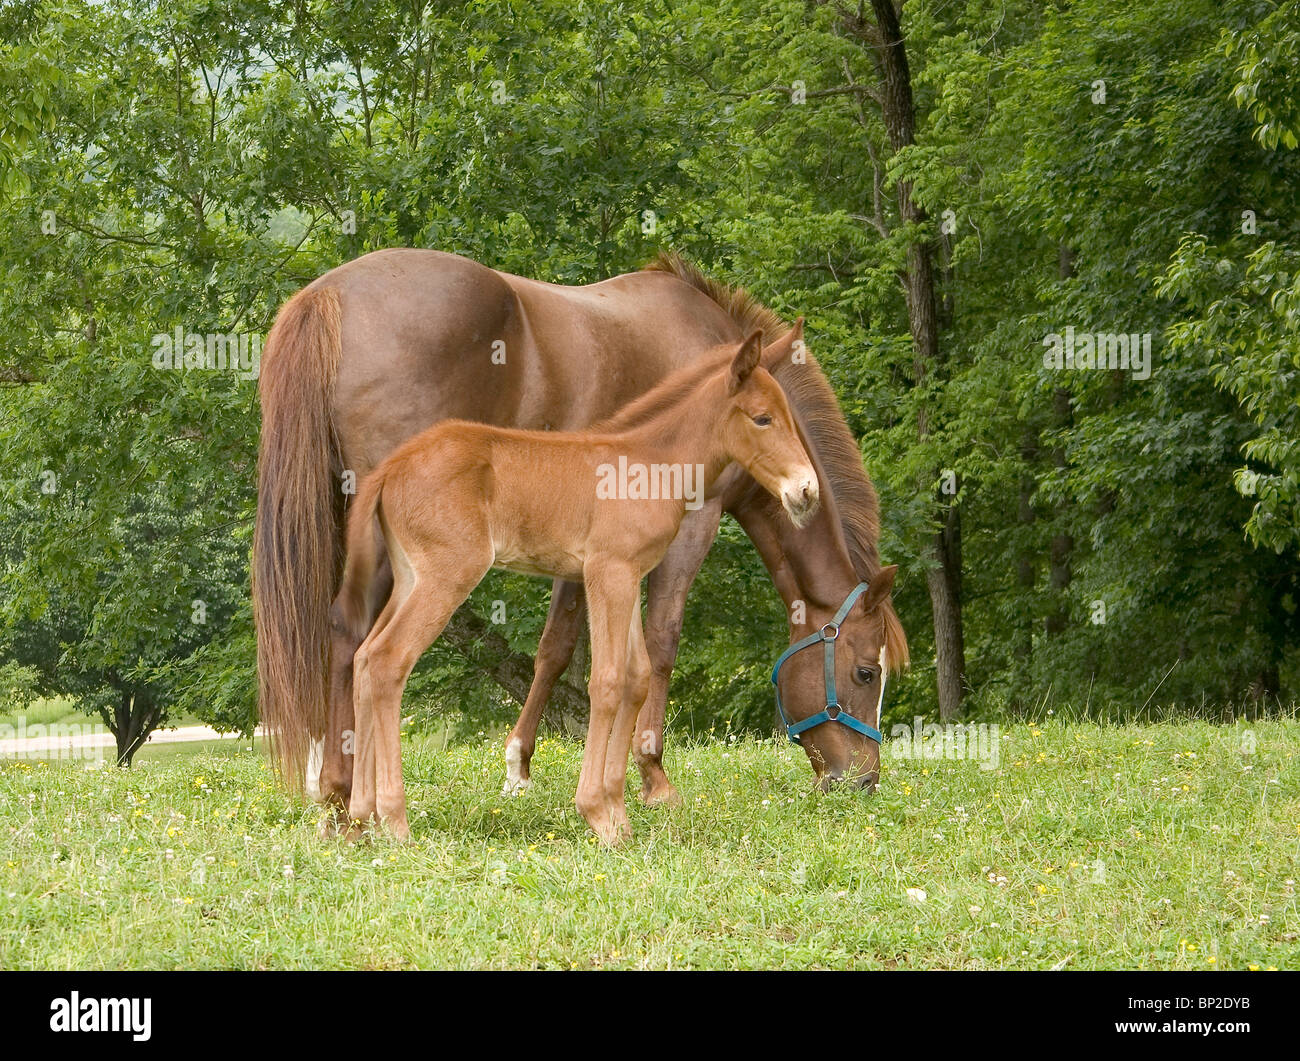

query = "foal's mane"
[{"left": 645, "top": 251, "right": 909, "bottom": 669}]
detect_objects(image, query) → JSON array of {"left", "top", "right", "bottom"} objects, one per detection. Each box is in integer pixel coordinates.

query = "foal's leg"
[
  {"left": 636, "top": 498, "right": 722, "bottom": 805},
  {"left": 350, "top": 549, "right": 492, "bottom": 839},
  {"left": 347, "top": 587, "right": 403, "bottom": 834},
  {"left": 502, "top": 579, "right": 586, "bottom": 795},
  {"left": 318, "top": 550, "right": 393, "bottom": 830},
  {"left": 577, "top": 559, "right": 640, "bottom": 846}
]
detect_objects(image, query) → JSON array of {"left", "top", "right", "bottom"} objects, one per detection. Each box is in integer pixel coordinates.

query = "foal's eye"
[
  {"left": 753, "top": 414, "right": 772, "bottom": 427},
  {"left": 855, "top": 666, "right": 875, "bottom": 685}
]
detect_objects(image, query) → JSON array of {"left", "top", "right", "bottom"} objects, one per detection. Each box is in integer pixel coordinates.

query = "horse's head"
[
  {"left": 773, "top": 565, "right": 899, "bottom": 792},
  {"left": 722, "top": 329, "right": 820, "bottom": 528}
]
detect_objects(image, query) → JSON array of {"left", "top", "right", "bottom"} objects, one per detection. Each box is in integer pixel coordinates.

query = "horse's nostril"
[{"left": 825, "top": 770, "right": 878, "bottom": 792}]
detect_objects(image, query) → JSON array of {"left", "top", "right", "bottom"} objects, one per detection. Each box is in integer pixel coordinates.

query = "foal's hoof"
[
  {"left": 594, "top": 821, "right": 632, "bottom": 847},
  {"left": 583, "top": 811, "right": 633, "bottom": 847},
  {"left": 376, "top": 814, "right": 411, "bottom": 842},
  {"left": 342, "top": 818, "right": 371, "bottom": 844}
]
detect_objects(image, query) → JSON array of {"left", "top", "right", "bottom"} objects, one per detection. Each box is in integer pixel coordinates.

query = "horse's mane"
[{"left": 644, "top": 251, "right": 909, "bottom": 670}]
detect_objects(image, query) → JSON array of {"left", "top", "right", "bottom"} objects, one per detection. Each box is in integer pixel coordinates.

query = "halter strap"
[{"left": 770, "top": 582, "right": 883, "bottom": 745}]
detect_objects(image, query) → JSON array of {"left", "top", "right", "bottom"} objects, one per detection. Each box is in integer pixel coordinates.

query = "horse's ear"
[
  {"left": 729, "top": 330, "right": 763, "bottom": 393},
  {"left": 861, "top": 565, "right": 898, "bottom": 612},
  {"left": 762, "top": 317, "right": 805, "bottom": 369}
]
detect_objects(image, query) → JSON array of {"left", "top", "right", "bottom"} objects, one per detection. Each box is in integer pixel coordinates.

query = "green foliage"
[{"left": 1, "top": 0, "right": 1297, "bottom": 746}]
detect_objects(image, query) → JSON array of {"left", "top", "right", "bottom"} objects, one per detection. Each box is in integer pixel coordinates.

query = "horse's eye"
[
  {"left": 855, "top": 666, "right": 874, "bottom": 685},
  {"left": 753, "top": 414, "right": 772, "bottom": 427}
]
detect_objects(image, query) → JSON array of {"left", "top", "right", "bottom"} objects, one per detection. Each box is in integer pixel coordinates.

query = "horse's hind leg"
[
  {"left": 350, "top": 546, "right": 493, "bottom": 839},
  {"left": 636, "top": 498, "right": 721, "bottom": 806},
  {"left": 502, "top": 579, "right": 586, "bottom": 795}
]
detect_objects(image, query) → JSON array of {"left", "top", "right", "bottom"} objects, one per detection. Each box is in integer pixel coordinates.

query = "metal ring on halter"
[{"left": 820, "top": 622, "right": 840, "bottom": 641}]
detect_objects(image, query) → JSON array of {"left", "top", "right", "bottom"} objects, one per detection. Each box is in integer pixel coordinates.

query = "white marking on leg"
[
  {"left": 502, "top": 737, "right": 531, "bottom": 796},
  {"left": 305, "top": 737, "right": 324, "bottom": 804}
]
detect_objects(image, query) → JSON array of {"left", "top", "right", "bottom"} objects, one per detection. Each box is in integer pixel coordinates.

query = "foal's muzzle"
[{"left": 782, "top": 478, "right": 820, "bottom": 527}]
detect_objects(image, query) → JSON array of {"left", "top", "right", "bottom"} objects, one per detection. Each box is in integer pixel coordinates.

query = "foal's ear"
[
  {"left": 762, "top": 317, "right": 805, "bottom": 369},
  {"left": 729, "top": 330, "right": 764, "bottom": 393},
  {"left": 861, "top": 565, "right": 898, "bottom": 612}
]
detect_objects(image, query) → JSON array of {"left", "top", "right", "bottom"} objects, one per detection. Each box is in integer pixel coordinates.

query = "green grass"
[
  {"left": 0, "top": 696, "right": 87, "bottom": 730},
  {"left": 1, "top": 719, "right": 1296, "bottom": 969}
]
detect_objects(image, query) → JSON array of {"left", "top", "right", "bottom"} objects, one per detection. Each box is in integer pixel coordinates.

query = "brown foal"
[{"left": 333, "top": 328, "right": 818, "bottom": 843}]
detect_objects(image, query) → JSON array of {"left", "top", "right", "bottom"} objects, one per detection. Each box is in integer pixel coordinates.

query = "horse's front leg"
[
  {"left": 502, "top": 579, "right": 586, "bottom": 795},
  {"left": 636, "top": 497, "right": 722, "bottom": 805}
]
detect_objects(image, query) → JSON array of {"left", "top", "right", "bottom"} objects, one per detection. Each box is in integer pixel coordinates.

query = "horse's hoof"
[
  {"left": 501, "top": 774, "right": 532, "bottom": 797},
  {"left": 639, "top": 781, "right": 682, "bottom": 808}
]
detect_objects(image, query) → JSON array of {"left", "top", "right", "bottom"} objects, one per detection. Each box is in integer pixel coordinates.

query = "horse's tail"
[{"left": 253, "top": 285, "right": 344, "bottom": 792}]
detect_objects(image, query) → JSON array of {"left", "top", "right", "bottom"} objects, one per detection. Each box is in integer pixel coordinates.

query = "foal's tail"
[
  {"left": 338, "top": 465, "right": 388, "bottom": 622},
  {"left": 253, "top": 285, "right": 344, "bottom": 791}
]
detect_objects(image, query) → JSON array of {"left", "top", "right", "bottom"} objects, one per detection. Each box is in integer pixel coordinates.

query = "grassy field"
[{"left": 1, "top": 718, "right": 1296, "bottom": 969}]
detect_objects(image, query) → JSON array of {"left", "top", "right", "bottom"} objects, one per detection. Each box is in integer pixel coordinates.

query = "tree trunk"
[
  {"left": 109, "top": 687, "right": 162, "bottom": 767},
  {"left": 856, "top": 0, "right": 967, "bottom": 718},
  {"left": 1017, "top": 427, "right": 1040, "bottom": 664},
  {"left": 928, "top": 503, "right": 966, "bottom": 720},
  {"left": 1046, "top": 245, "right": 1076, "bottom": 638}
]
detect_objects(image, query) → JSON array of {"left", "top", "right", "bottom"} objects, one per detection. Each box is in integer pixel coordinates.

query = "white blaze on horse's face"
[{"left": 878, "top": 644, "right": 888, "bottom": 730}]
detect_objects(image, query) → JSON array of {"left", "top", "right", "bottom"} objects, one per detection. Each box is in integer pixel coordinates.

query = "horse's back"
[{"left": 308, "top": 249, "right": 740, "bottom": 479}]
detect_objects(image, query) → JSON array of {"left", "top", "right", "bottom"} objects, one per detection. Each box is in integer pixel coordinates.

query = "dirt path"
[{"left": 0, "top": 724, "right": 262, "bottom": 757}]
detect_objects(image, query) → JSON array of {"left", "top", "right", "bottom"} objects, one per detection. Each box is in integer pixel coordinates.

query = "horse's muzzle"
[{"left": 821, "top": 769, "right": 879, "bottom": 794}]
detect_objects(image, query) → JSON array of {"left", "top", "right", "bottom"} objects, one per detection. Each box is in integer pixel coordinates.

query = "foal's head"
[{"left": 720, "top": 331, "right": 820, "bottom": 528}]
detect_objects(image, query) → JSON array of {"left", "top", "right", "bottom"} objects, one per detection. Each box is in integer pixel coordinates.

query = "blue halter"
[{"left": 770, "top": 582, "right": 883, "bottom": 745}]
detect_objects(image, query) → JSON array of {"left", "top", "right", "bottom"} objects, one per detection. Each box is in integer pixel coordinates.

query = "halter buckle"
[{"left": 820, "top": 622, "right": 840, "bottom": 642}]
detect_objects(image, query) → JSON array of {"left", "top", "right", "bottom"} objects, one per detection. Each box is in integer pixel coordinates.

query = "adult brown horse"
[{"left": 254, "top": 249, "right": 907, "bottom": 812}]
